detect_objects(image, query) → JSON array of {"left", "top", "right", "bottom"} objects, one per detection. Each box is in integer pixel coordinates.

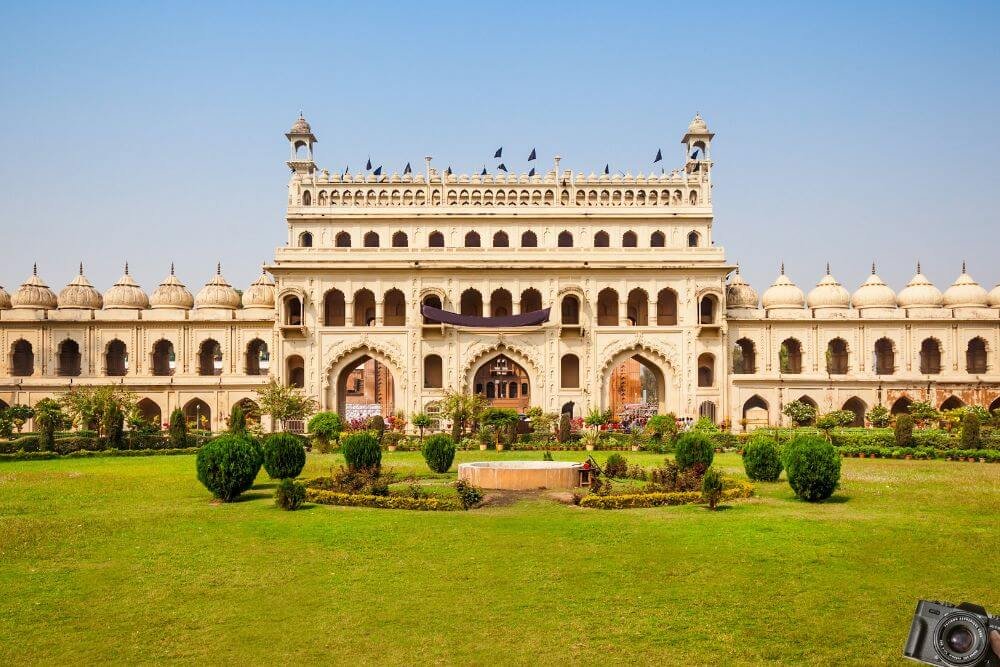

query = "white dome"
[
  {"left": 195, "top": 265, "right": 241, "bottom": 310},
  {"left": 989, "top": 283, "right": 1000, "bottom": 308},
  {"left": 762, "top": 266, "right": 805, "bottom": 310},
  {"left": 852, "top": 266, "right": 896, "bottom": 309},
  {"left": 687, "top": 113, "right": 709, "bottom": 134},
  {"left": 58, "top": 264, "right": 103, "bottom": 309},
  {"left": 726, "top": 266, "right": 758, "bottom": 309},
  {"left": 897, "top": 264, "right": 943, "bottom": 309},
  {"left": 242, "top": 270, "right": 275, "bottom": 309},
  {"left": 150, "top": 264, "right": 194, "bottom": 309},
  {"left": 807, "top": 266, "right": 850, "bottom": 309},
  {"left": 943, "top": 265, "right": 989, "bottom": 308},
  {"left": 11, "top": 265, "right": 58, "bottom": 309},
  {"left": 103, "top": 264, "right": 149, "bottom": 310},
  {"left": 0, "top": 284, "right": 10, "bottom": 309}
]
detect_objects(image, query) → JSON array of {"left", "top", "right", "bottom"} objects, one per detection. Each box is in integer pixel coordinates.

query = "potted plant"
[{"left": 581, "top": 429, "right": 600, "bottom": 452}]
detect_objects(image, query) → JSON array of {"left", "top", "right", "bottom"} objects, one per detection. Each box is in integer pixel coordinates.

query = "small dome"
[
  {"left": 150, "top": 264, "right": 194, "bottom": 309},
  {"left": 897, "top": 263, "right": 943, "bottom": 309},
  {"left": 289, "top": 114, "right": 311, "bottom": 135},
  {"left": 943, "top": 264, "right": 989, "bottom": 307},
  {"left": 11, "top": 265, "right": 58, "bottom": 309},
  {"left": 726, "top": 266, "right": 758, "bottom": 308},
  {"left": 195, "top": 264, "right": 241, "bottom": 309},
  {"left": 687, "top": 113, "right": 709, "bottom": 134},
  {"left": 988, "top": 283, "right": 1000, "bottom": 308},
  {"left": 0, "top": 284, "right": 12, "bottom": 309},
  {"left": 762, "top": 266, "right": 805, "bottom": 310},
  {"left": 242, "top": 270, "right": 275, "bottom": 309},
  {"left": 852, "top": 264, "right": 897, "bottom": 309},
  {"left": 58, "top": 264, "right": 103, "bottom": 309},
  {"left": 103, "top": 263, "right": 149, "bottom": 309},
  {"left": 807, "top": 266, "right": 850, "bottom": 309}
]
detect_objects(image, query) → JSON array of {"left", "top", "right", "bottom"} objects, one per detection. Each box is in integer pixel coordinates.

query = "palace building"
[{"left": 1, "top": 114, "right": 999, "bottom": 431}]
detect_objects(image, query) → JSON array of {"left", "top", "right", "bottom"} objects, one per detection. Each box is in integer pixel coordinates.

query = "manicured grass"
[{"left": 1, "top": 451, "right": 998, "bottom": 665}]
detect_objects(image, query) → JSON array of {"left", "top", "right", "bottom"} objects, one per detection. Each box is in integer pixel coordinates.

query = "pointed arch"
[
  {"left": 183, "top": 398, "right": 212, "bottom": 431},
  {"left": 622, "top": 230, "right": 638, "bottom": 247},
  {"left": 874, "top": 337, "right": 896, "bottom": 375},
  {"left": 57, "top": 339, "right": 82, "bottom": 377},
  {"left": 919, "top": 338, "right": 942, "bottom": 375},
  {"left": 105, "top": 339, "right": 128, "bottom": 377},
  {"left": 650, "top": 230, "right": 665, "bottom": 247},
  {"left": 10, "top": 339, "right": 33, "bottom": 377},
  {"left": 743, "top": 395, "right": 769, "bottom": 425},
  {"left": 151, "top": 339, "right": 175, "bottom": 376},
  {"left": 626, "top": 288, "right": 648, "bottom": 326},
  {"left": 779, "top": 338, "right": 802, "bottom": 374},
  {"left": 520, "top": 288, "right": 542, "bottom": 314},
  {"left": 335, "top": 231, "right": 352, "bottom": 248},
  {"left": 594, "top": 230, "right": 609, "bottom": 248},
  {"left": 733, "top": 338, "right": 756, "bottom": 374},
  {"left": 383, "top": 288, "right": 405, "bottom": 326},
  {"left": 697, "top": 353, "right": 715, "bottom": 387},
  {"left": 136, "top": 398, "right": 161, "bottom": 428},
  {"left": 521, "top": 230, "right": 537, "bottom": 247},
  {"left": 245, "top": 338, "right": 269, "bottom": 376},
  {"left": 323, "top": 288, "right": 346, "bottom": 326},
  {"left": 460, "top": 288, "right": 483, "bottom": 317},
  {"left": 197, "top": 339, "right": 222, "bottom": 376},
  {"left": 940, "top": 395, "right": 964, "bottom": 411},
  {"left": 353, "top": 288, "right": 376, "bottom": 327},
  {"left": 464, "top": 231, "right": 481, "bottom": 247},
  {"left": 842, "top": 397, "right": 867, "bottom": 427},
  {"left": 490, "top": 288, "right": 513, "bottom": 317},
  {"left": 492, "top": 230, "right": 509, "bottom": 247},
  {"left": 827, "top": 338, "right": 849, "bottom": 375},
  {"left": 890, "top": 396, "right": 913, "bottom": 415},
  {"left": 428, "top": 230, "right": 445, "bottom": 247},
  {"left": 656, "top": 288, "right": 678, "bottom": 325},
  {"left": 966, "top": 337, "right": 988, "bottom": 374},
  {"left": 391, "top": 230, "right": 408, "bottom": 247},
  {"left": 597, "top": 288, "right": 619, "bottom": 326},
  {"left": 557, "top": 230, "right": 573, "bottom": 247}
]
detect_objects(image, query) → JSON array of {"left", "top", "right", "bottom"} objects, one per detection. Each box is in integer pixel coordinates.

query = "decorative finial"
[
  {"left": 216, "top": 262, "right": 221, "bottom": 276},
  {"left": 79, "top": 262, "right": 84, "bottom": 276},
  {"left": 962, "top": 260, "right": 967, "bottom": 274},
  {"left": 32, "top": 262, "right": 37, "bottom": 276},
  {"left": 298, "top": 109, "right": 303, "bottom": 118},
  {"left": 826, "top": 262, "right": 831, "bottom": 276},
  {"left": 780, "top": 261, "right": 785, "bottom": 275},
  {"left": 871, "top": 261, "right": 876, "bottom": 275},
  {"left": 261, "top": 262, "right": 267, "bottom": 275},
  {"left": 916, "top": 260, "right": 921, "bottom": 274},
  {"left": 170, "top": 262, "right": 175, "bottom": 276},
  {"left": 736, "top": 262, "right": 741, "bottom": 274}
]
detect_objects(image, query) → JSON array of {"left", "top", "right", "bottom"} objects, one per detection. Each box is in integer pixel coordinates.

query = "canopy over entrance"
[{"left": 421, "top": 305, "right": 550, "bottom": 328}]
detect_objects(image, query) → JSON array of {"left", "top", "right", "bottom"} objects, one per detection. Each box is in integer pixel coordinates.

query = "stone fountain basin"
[{"left": 457, "top": 461, "right": 582, "bottom": 490}]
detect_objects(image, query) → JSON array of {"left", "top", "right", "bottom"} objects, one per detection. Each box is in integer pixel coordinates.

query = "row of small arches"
[
  {"left": 731, "top": 336, "right": 990, "bottom": 376},
  {"left": 297, "top": 229, "right": 702, "bottom": 249},
  {"left": 300, "top": 187, "right": 699, "bottom": 207},
  {"left": 741, "top": 394, "right": 1000, "bottom": 424}
]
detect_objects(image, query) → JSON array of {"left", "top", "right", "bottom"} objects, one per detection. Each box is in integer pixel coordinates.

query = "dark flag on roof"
[
  {"left": 404, "top": 162, "right": 411, "bottom": 174},
  {"left": 528, "top": 148, "right": 536, "bottom": 161},
  {"left": 494, "top": 147, "right": 502, "bottom": 158},
  {"left": 445, "top": 166, "right": 452, "bottom": 175},
  {"left": 373, "top": 165, "right": 382, "bottom": 176},
  {"left": 691, "top": 148, "right": 701, "bottom": 159},
  {"left": 480, "top": 166, "right": 487, "bottom": 175},
  {"left": 366, "top": 158, "right": 372, "bottom": 171},
  {"left": 654, "top": 148, "right": 662, "bottom": 163},
  {"left": 604, "top": 164, "right": 610, "bottom": 175},
  {"left": 528, "top": 167, "right": 535, "bottom": 177},
  {"left": 498, "top": 163, "right": 507, "bottom": 172}
]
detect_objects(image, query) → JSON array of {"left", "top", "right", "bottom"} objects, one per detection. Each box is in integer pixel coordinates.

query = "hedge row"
[
  {"left": 0, "top": 433, "right": 208, "bottom": 455},
  {"left": 838, "top": 445, "right": 1000, "bottom": 462},
  {"left": 752, "top": 427, "right": 1000, "bottom": 451},
  {"left": 0, "top": 447, "right": 199, "bottom": 462},
  {"left": 579, "top": 483, "right": 755, "bottom": 509},
  {"left": 305, "top": 488, "right": 462, "bottom": 511}
]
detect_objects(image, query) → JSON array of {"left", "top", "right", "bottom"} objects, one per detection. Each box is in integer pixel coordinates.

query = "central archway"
[
  {"left": 472, "top": 354, "right": 531, "bottom": 411},
  {"left": 334, "top": 352, "right": 398, "bottom": 421},
  {"left": 606, "top": 354, "right": 665, "bottom": 421}
]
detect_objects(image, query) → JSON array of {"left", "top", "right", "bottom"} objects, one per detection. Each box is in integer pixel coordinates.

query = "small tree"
[
  {"left": 340, "top": 432, "right": 382, "bottom": 472},
  {"left": 815, "top": 410, "right": 854, "bottom": 440},
  {"left": 7, "top": 405, "right": 34, "bottom": 434},
  {"left": 480, "top": 407, "right": 520, "bottom": 449},
  {"left": 584, "top": 407, "right": 611, "bottom": 429},
  {"left": 867, "top": 405, "right": 891, "bottom": 428},
  {"left": 33, "top": 398, "right": 65, "bottom": 452},
  {"left": 907, "top": 401, "right": 940, "bottom": 427},
  {"left": 646, "top": 414, "right": 678, "bottom": 442},
  {"left": 169, "top": 408, "right": 188, "bottom": 448},
  {"left": 263, "top": 432, "right": 306, "bottom": 479},
  {"left": 411, "top": 412, "right": 432, "bottom": 444},
  {"left": 894, "top": 413, "right": 914, "bottom": 448},
  {"left": 421, "top": 434, "right": 456, "bottom": 473},
  {"left": 60, "top": 386, "right": 137, "bottom": 439},
  {"left": 959, "top": 411, "right": 981, "bottom": 449},
  {"left": 784, "top": 434, "right": 841, "bottom": 502},
  {"left": 254, "top": 379, "right": 318, "bottom": 431},
  {"left": 557, "top": 413, "right": 571, "bottom": 443},
  {"left": 742, "top": 435, "right": 783, "bottom": 482},
  {"left": 196, "top": 434, "right": 261, "bottom": 502},
  {"left": 701, "top": 467, "right": 724, "bottom": 510},
  {"left": 228, "top": 404, "right": 247, "bottom": 435},
  {"left": 106, "top": 405, "right": 125, "bottom": 449},
  {"left": 782, "top": 400, "right": 817, "bottom": 427},
  {"left": 674, "top": 431, "right": 714, "bottom": 474},
  {"left": 307, "top": 412, "right": 344, "bottom": 452}
]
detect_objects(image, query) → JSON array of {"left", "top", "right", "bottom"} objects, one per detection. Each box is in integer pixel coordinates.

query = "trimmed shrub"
[
  {"left": 169, "top": 408, "right": 187, "bottom": 449},
  {"left": 742, "top": 435, "right": 783, "bottom": 482},
  {"left": 421, "top": 434, "right": 456, "bottom": 473},
  {"left": 229, "top": 404, "right": 247, "bottom": 435},
  {"left": 895, "top": 414, "right": 915, "bottom": 448},
  {"left": 263, "top": 432, "right": 306, "bottom": 479},
  {"left": 674, "top": 431, "right": 714, "bottom": 474},
  {"left": 107, "top": 406, "right": 125, "bottom": 450},
  {"left": 557, "top": 413, "right": 571, "bottom": 443},
  {"left": 195, "top": 434, "right": 261, "bottom": 501},
  {"left": 340, "top": 431, "right": 382, "bottom": 471},
  {"left": 646, "top": 414, "right": 678, "bottom": 442},
  {"left": 604, "top": 453, "right": 628, "bottom": 478},
  {"left": 579, "top": 483, "right": 754, "bottom": 509},
  {"left": 784, "top": 434, "right": 841, "bottom": 502},
  {"left": 308, "top": 412, "right": 344, "bottom": 452},
  {"left": 274, "top": 478, "right": 306, "bottom": 510},
  {"left": 959, "top": 412, "right": 981, "bottom": 449},
  {"left": 306, "top": 488, "right": 461, "bottom": 511},
  {"left": 454, "top": 479, "right": 485, "bottom": 509},
  {"left": 701, "top": 467, "right": 724, "bottom": 509}
]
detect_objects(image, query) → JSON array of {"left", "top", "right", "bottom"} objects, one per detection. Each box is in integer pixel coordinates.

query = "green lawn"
[{"left": 1, "top": 451, "right": 998, "bottom": 665}]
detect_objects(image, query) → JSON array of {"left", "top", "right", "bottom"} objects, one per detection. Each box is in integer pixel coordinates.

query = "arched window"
[
  {"left": 940, "top": 395, "right": 964, "bottom": 411},
  {"left": 597, "top": 288, "right": 618, "bottom": 326},
  {"left": 743, "top": 395, "right": 769, "bottom": 423},
  {"left": 967, "top": 337, "right": 987, "bottom": 374},
  {"left": 687, "top": 231, "right": 700, "bottom": 247},
  {"left": 561, "top": 295, "right": 580, "bottom": 325},
  {"left": 626, "top": 288, "right": 648, "bottom": 326},
  {"left": 10, "top": 340, "right": 33, "bottom": 377},
  {"left": 428, "top": 231, "right": 445, "bottom": 247},
  {"left": 622, "top": 230, "right": 637, "bottom": 247},
  {"left": 779, "top": 338, "right": 802, "bottom": 374},
  {"left": 560, "top": 354, "right": 580, "bottom": 388},
  {"left": 422, "top": 294, "right": 442, "bottom": 323},
  {"left": 391, "top": 231, "right": 408, "bottom": 248},
  {"left": 492, "top": 231, "right": 509, "bottom": 247},
  {"left": 184, "top": 398, "right": 211, "bottom": 431},
  {"left": 490, "top": 288, "right": 512, "bottom": 317},
  {"left": 302, "top": 191, "right": 311, "bottom": 206},
  {"left": 298, "top": 232, "right": 313, "bottom": 248},
  {"left": 874, "top": 338, "right": 895, "bottom": 375},
  {"left": 460, "top": 289, "right": 483, "bottom": 317},
  {"left": 197, "top": 339, "right": 222, "bottom": 376},
  {"left": 423, "top": 355, "right": 443, "bottom": 388},
  {"left": 656, "top": 288, "right": 678, "bottom": 325},
  {"left": 827, "top": 338, "right": 849, "bottom": 375},
  {"left": 283, "top": 295, "right": 302, "bottom": 326},
  {"left": 557, "top": 230, "right": 573, "bottom": 247},
  {"left": 383, "top": 289, "right": 405, "bottom": 326},
  {"left": 520, "top": 288, "right": 542, "bottom": 314},
  {"left": 919, "top": 338, "right": 942, "bottom": 375},
  {"left": 698, "top": 353, "right": 715, "bottom": 387},
  {"left": 57, "top": 339, "right": 81, "bottom": 377},
  {"left": 245, "top": 339, "right": 269, "bottom": 376},
  {"left": 699, "top": 294, "right": 718, "bottom": 324},
  {"left": 286, "top": 355, "right": 304, "bottom": 388},
  {"left": 698, "top": 401, "right": 718, "bottom": 423},
  {"left": 335, "top": 231, "right": 351, "bottom": 248},
  {"left": 650, "top": 231, "right": 665, "bottom": 248},
  {"left": 842, "top": 397, "right": 867, "bottom": 427},
  {"left": 733, "top": 338, "right": 756, "bottom": 374},
  {"left": 324, "top": 289, "right": 345, "bottom": 326},
  {"left": 465, "top": 231, "right": 481, "bottom": 247},
  {"left": 151, "top": 340, "right": 174, "bottom": 376},
  {"left": 890, "top": 396, "right": 912, "bottom": 415},
  {"left": 363, "top": 231, "right": 380, "bottom": 248},
  {"left": 521, "top": 230, "right": 537, "bottom": 247},
  {"left": 594, "top": 230, "right": 609, "bottom": 248},
  {"left": 353, "top": 289, "right": 376, "bottom": 326},
  {"left": 105, "top": 340, "right": 128, "bottom": 376}
]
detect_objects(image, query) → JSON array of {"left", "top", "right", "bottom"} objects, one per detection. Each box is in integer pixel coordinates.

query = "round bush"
[
  {"left": 742, "top": 435, "right": 783, "bottom": 482},
  {"left": 196, "top": 434, "right": 261, "bottom": 501},
  {"left": 263, "top": 432, "right": 306, "bottom": 479},
  {"left": 674, "top": 431, "right": 714, "bottom": 473},
  {"left": 274, "top": 478, "right": 306, "bottom": 510},
  {"left": 308, "top": 412, "right": 344, "bottom": 446},
  {"left": 340, "top": 431, "right": 382, "bottom": 471},
  {"left": 701, "top": 466, "right": 724, "bottom": 509},
  {"left": 784, "top": 434, "right": 841, "bottom": 502},
  {"left": 421, "top": 434, "right": 456, "bottom": 473}
]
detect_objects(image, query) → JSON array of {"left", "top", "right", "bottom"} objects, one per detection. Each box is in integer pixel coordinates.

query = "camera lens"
[{"left": 946, "top": 626, "right": 975, "bottom": 654}]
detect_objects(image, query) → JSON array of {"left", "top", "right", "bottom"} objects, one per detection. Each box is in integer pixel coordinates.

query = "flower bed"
[
  {"left": 305, "top": 488, "right": 462, "bottom": 511},
  {"left": 579, "top": 482, "right": 754, "bottom": 509}
]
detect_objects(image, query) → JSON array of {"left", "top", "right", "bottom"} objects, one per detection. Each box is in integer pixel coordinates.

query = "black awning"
[{"left": 421, "top": 305, "right": 550, "bottom": 327}]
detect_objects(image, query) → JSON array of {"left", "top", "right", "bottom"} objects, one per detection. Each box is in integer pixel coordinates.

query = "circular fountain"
[{"left": 457, "top": 461, "right": 582, "bottom": 490}]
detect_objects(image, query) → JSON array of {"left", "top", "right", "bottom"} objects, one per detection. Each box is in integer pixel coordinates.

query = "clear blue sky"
[{"left": 1, "top": 1, "right": 998, "bottom": 297}]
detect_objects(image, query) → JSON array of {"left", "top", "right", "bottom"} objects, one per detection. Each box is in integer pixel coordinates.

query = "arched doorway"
[
  {"left": 890, "top": 396, "right": 912, "bottom": 415},
  {"left": 335, "top": 352, "right": 397, "bottom": 421},
  {"left": 136, "top": 398, "right": 161, "bottom": 428},
  {"left": 183, "top": 398, "right": 212, "bottom": 431},
  {"left": 842, "top": 397, "right": 867, "bottom": 427},
  {"left": 473, "top": 354, "right": 530, "bottom": 411},
  {"left": 606, "top": 354, "right": 665, "bottom": 421},
  {"left": 234, "top": 398, "right": 261, "bottom": 428}
]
